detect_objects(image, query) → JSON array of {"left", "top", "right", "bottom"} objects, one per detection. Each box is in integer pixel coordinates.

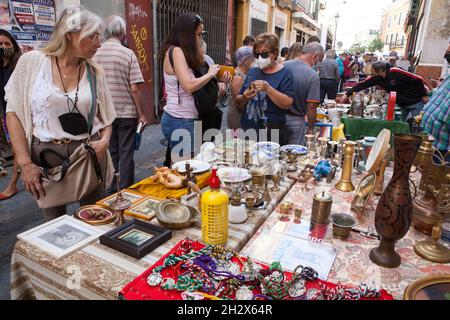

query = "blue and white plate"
[
  {"left": 280, "top": 145, "right": 308, "bottom": 155},
  {"left": 252, "top": 141, "right": 280, "bottom": 153}
]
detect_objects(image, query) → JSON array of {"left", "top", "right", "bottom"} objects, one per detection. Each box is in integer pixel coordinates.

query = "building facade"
[
  {"left": 405, "top": 0, "right": 450, "bottom": 81},
  {"left": 379, "top": 0, "right": 410, "bottom": 56},
  {"left": 235, "top": 0, "right": 321, "bottom": 50}
]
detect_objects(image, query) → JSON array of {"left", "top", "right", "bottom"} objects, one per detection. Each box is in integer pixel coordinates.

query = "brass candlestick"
[
  {"left": 354, "top": 140, "right": 364, "bottom": 175},
  {"left": 111, "top": 173, "right": 132, "bottom": 226},
  {"left": 335, "top": 141, "right": 356, "bottom": 192},
  {"left": 414, "top": 219, "right": 450, "bottom": 263},
  {"left": 305, "top": 134, "right": 315, "bottom": 158},
  {"left": 318, "top": 137, "right": 329, "bottom": 159}
]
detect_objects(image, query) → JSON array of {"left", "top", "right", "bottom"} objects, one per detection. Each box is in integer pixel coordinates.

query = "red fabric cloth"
[{"left": 120, "top": 239, "right": 394, "bottom": 301}]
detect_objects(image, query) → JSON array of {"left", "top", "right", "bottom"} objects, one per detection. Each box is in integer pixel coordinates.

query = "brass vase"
[{"left": 370, "top": 134, "right": 422, "bottom": 268}]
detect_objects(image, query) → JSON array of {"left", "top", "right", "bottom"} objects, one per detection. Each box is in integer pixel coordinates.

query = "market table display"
[
  {"left": 10, "top": 177, "right": 294, "bottom": 300},
  {"left": 241, "top": 167, "right": 450, "bottom": 300},
  {"left": 10, "top": 135, "right": 450, "bottom": 300},
  {"left": 341, "top": 117, "right": 410, "bottom": 141}
]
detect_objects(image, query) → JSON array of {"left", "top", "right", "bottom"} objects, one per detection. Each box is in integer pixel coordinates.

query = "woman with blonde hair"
[
  {"left": 285, "top": 42, "right": 303, "bottom": 61},
  {"left": 6, "top": 5, "right": 116, "bottom": 220}
]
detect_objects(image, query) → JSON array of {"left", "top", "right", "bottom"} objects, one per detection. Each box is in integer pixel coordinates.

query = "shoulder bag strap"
[
  {"left": 39, "top": 148, "right": 70, "bottom": 182},
  {"left": 86, "top": 64, "right": 97, "bottom": 136},
  {"left": 168, "top": 46, "right": 181, "bottom": 104}
]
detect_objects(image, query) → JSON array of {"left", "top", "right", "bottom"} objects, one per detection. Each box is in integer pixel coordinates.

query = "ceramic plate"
[
  {"left": 217, "top": 167, "right": 251, "bottom": 183},
  {"left": 252, "top": 141, "right": 280, "bottom": 153},
  {"left": 172, "top": 160, "right": 211, "bottom": 174},
  {"left": 280, "top": 145, "right": 308, "bottom": 155},
  {"left": 365, "top": 129, "right": 391, "bottom": 173},
  {"left": 75, "top": 205, "right": 116, "bottom": 226}
]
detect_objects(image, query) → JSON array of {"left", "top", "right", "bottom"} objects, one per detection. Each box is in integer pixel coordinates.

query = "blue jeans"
[
  {"left": 286, "top": 115, "right": 307, "bottom": 146},
  {"left": 161, "top": 111, "right": 196, "bottom": 159},
  {"left": 401, "top": 101, "right": 424, "bottom": 122}
]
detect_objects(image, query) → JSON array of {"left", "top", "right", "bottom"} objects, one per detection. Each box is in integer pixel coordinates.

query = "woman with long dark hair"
[
  {"left": 0, "top": 29, "right": 22, "bottom": 201},
  {"left": 160, "top": 13, "right": 224, "bottom": 163}
]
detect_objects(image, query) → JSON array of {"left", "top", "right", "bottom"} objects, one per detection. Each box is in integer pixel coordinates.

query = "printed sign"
[
  {"left": 33, "top": 0, "right": 55, "bottom": 32},
  {"left": 11, "top": 0, "right": 35, "bottom": 31}
]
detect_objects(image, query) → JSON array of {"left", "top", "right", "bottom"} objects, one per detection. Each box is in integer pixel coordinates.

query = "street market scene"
[{"left": 0, "top": 0, "right": 449, "bottom": 304}]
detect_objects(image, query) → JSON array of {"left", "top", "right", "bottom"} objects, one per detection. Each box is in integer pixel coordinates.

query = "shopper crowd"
[{"left": 1, "top": 5, "right": 448, "bottom": 219}]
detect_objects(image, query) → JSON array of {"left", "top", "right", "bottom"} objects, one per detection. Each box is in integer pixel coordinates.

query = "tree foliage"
[{"left": 368, "top": 38, "right": 384, "bottom": 52}]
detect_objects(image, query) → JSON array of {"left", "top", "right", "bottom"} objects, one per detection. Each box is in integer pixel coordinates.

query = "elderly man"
[
  {"left": 94, "top": 15, "right": 148, "bottom": 193},
  {"left": 284, "top": 42, "right": 323, "bottom": 145}
]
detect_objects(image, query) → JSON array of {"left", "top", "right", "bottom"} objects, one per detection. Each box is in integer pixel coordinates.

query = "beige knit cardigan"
[{"left": 5, "top": 50, "right": 117, "bottom": 151}]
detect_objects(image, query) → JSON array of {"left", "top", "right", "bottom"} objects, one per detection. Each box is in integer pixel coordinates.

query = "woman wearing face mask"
[
  {"left": 0, "top": 29, "right": 22, "bottom": 201},
  {"left": 228, "top": 46, "right": 255, "bottom": 131},
  {"left": 160, "top": 13, "right": 223, "bottom": 163},
  {"left": 236, "top": 33, "right": 294, "bottom": 145},
  {"left": 5, "top": 6, "right": 116, "bottom": 220}
]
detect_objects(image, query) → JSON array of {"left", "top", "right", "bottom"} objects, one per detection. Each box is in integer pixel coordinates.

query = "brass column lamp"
[{"left": 335, "top": 141, "right": 356, "bottom": 192}]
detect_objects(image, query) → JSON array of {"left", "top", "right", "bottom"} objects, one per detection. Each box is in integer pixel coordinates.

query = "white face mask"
[{"left": 256, "top": 55, "right": 272, "bottom": 69}]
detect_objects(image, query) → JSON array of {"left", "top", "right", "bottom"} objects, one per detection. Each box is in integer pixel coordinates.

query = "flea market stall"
[{"left": 10, "top": 132, "right": 450, "bottom": 301}]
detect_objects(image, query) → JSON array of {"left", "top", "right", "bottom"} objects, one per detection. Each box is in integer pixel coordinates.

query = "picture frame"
[
  {"left": 351, "top": 172, "right": 376, "bottom": 214},
  {"left": 311, "top": 123, "right": 333, "bottom": 140},
  {"left": 125, "top": 195, "right": 162, "bottom": 221},
  {"left": 403, "top": 274, "right": 450, "bottom": 300},
  {"left": 96, "top": 189, "right": 145, "bottom": 209},
  {"left": 17, "top": 215, "right": 101, "bottom": 259},
  {"left": 99, "top": 220, "right": 172, "bottom": 259}
]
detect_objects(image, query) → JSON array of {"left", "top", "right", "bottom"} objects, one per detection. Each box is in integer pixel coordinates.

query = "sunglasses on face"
[{"left": 254, "top": 51, "right": 271, "bottom": 59}]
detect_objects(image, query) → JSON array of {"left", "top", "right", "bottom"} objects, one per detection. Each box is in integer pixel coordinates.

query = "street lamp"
[{"left": 333, "top": 13, "right": 340, "bottom": 50}]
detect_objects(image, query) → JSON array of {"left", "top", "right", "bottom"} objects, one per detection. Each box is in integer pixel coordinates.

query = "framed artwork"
[
  {"left": 125, "top": 196, "right": 162, "bottom": 221},
  {"left": 96, "top": 189, "right": 145, "bottom": 209},
  {"left": 351, "top": 172, "right": 376, "bottom": 214},
  {"left": 404, "top": 275, "right": 450, "bottom": 300},
  {"left": 99, "top": 220, "right": 172, "bottom": 259},
  {"left": 17, "top": 216, "right": 101, "bottom": 259},
  {"left": 313, "top": 123, "right": 333, "bottom": 140}
]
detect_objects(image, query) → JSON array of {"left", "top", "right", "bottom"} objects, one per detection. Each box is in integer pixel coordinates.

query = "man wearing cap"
[
  {"left": 337, "top": 61, "right": 429, "bottom": 123},
  {"left": 388, "top": 50, "right": 399, "bottom": 67},
  {"left": 228, "top": 46, "right": 255, "bottom": 130}
]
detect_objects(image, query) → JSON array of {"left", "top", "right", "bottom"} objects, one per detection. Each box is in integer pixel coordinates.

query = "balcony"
[
  {"left": 387, "top": 39, "right": 406, "bottom": 49},
  {"left": 292, "top": 11, "right": 321, "bottom": 31}
]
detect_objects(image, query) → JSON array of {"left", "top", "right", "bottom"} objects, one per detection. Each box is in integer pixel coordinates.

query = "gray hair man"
[
  {"left": 94, "top": 15, "right": 148, "bottom": 193},
  {"left": 284, "top": 42, "right": 323, "bottom": 145}
]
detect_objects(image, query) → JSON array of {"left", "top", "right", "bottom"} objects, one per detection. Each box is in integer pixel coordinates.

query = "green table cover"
[{"left": 341, "top": 117, "right": 410, "bottom": 141}]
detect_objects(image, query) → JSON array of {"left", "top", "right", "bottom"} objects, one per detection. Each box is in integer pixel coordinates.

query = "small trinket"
[
  {"left": 235, "top": 285, "right": 254, "bottom": 300},
  {"left": 181, "top": 291, "right": 204, "bottom": 300},
  {"left": 161, "top": 278, "right": 176, "bottom": 290},
  {"left": 306, "top": 288, "right": 324, "bottom": 300},
  {"left": 147, "top": 272, "right": 163, "bottom": 287},
  {"left": 288, "top": 279, "right": 306, "bottom": 298}
]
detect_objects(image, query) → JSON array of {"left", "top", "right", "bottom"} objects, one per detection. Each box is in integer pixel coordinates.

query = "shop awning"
[{"left": 292, "top": 11, "right": 320, "bottom": 31}]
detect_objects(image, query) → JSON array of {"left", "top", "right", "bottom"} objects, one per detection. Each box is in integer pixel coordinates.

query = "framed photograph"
[
  {"left": 17, "top": 216, "right": 101, "bottom": 259},
  {"left": 100, "top": 220, "right": 172, "bottom": 259},
  {"left": 96, "top": 189, "right": 145, "bottom": 209},
  {"left": 125, "top": 196, "right": 162, "bottom": 221},
  {"left": 404, "top": 275, "right": 450, "bottom": 300}
]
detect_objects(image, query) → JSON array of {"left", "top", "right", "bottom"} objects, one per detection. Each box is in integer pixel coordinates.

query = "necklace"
[{"left": 55, "top": 57, "right": 82, "bottom": 111}]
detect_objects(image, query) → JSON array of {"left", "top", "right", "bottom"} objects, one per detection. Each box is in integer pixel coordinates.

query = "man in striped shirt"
[
  {"left": 422, "top": 44, "right": 450, "bottom": 161},
  {"left": 94, "top": 15, "right": 148, "bottom": 193}
]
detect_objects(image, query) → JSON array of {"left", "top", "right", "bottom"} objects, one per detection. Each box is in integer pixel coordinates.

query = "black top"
[
  {"left": 345, "top": 65, "right": 428, "bottom": 108},
  {"left": 0, "top": 63, "right": 13, "bottom": 118}
]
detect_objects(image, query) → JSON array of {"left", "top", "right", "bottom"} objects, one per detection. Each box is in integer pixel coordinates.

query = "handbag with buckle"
[{"left": 36, "top": 65, "right": 114, "bottom": 209}]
